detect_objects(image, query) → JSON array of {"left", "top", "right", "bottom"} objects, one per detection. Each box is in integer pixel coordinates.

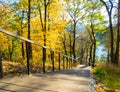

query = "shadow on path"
[
  {"left": 0, "top": 87, "right": 16, "bottom": 92},
  {"left": 0, "top": 65, "right": 91, "bottom": 92},
  {"left": 0, "top": 81, "right": 57, "bottom": 92}
]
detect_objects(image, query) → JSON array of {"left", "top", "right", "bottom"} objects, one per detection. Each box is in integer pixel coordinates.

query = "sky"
[
  {"left": 96, "top": 45, "right": 107, "bottom": 60},
  {"left": 0, "top": 0, "right": 16, "bottom": 3}
]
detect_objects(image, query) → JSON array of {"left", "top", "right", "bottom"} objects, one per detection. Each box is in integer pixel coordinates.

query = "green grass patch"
[{"left": 92, "top": 63, "right": 120, "bottom": 91}]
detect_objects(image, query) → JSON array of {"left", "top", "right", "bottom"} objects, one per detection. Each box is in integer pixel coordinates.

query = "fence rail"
[{"left": 0, "top": 28, "right": 79, "bottom": 78}]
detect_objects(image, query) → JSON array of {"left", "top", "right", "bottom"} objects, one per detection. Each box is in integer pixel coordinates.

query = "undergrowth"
[
  {"left": 1, "top": 60, "right": 67, "bottom": 78},
  {"left": 92, "top": 63, "right": 120, "bottom": 92}
]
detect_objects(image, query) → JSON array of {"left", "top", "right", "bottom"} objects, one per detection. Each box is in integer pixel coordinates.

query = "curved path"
[{"left": 0, "top": 65, "right": 91, "bottom": 92}]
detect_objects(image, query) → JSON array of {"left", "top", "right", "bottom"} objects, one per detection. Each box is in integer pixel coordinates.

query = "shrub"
[{"left": 92, "top": 63, "right": 120, "bottom": 91}]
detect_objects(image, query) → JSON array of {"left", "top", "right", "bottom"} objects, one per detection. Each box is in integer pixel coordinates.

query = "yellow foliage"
[
  {"left": 0, "top": 0, "right": 68, "bottom": 65},
  {"left": 96, "top": 87, "right": 106, "bottom": 92}
]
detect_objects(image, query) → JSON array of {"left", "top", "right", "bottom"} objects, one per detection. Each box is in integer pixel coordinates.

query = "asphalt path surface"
[{"left": 0, "top": 65, "right": 91, "bottom": 92}]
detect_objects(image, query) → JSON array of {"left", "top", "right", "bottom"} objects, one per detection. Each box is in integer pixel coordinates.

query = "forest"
[{"left": 0, "top": 0, "right": 120, "bottom": 91}]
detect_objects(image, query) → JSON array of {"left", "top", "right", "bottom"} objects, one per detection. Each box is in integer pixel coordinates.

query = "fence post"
[
  {"left": 76, "top": 60, "right": 77, "bottom": 66},
  {"left": 67, "top": 58, "right": 69, "bottom": 69},
  {"left": 0, "top": 54, "right": 3, "bottom": 78},
  {"left": 65, "top": 57, "right": 68, "bottom": 69},
  {"left": 25, "top": 41, "right": 30, "bottom": 75},
  {"left": 51, "top": 50, "right": 54, "bottom": 72},
  {"left": 63, "top": 55, "right": 65, "bottom": 70},
  {"left": 42, "top": 47, "right": 46, "bottom": 73},
  {"left": 67, "top": 57, "right": 69, "bottom": 69},
  {"left": 58, "top": 53, "right": 60, "bottom": 71},
  {"left": 71, "top": 58, "right": 72, "bottom": 68},
  {"left": 72, "top": 58, "right": 73, "bottom": 68},
  {"left": 68, "top": 58, "right": 70, "bottom": 69},
  {"left": 69, "top": 58, "right": 71, "bottom": 69}
]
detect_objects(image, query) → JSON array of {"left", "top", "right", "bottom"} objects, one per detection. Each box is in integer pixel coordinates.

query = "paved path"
[{"left": 0, "top": 65, "right": 91, "bottom": 92}]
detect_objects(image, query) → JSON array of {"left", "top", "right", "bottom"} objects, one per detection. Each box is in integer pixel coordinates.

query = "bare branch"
[{"left": 100, "top": 0, "right": 110, "bottom": 15}]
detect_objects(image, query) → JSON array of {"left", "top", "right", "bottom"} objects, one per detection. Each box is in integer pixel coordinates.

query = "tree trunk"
[
  {"left": 21, "top": 42, "right": 25, "bottom": 59},
  {"left": 42, "top": 0, "right": 48, "bottom": 72},
  {"left": 21, "top": 11, "right": 25, "bottom": 59},
  {"left": 8, "top": 46, "right": 13, "bottom": 61},
  {"left": 91, "top": 30, "right": 96, "bottom": 67},
  {"left": 109, "top": 15, "right": 114, "bottom": 64},
  {"left": 100, "top": 0, "right": 114, "bottom": 64},
  {"left": 8, "top": 40, "right": 14, "bottom": 61},
  {"left": 87, "top": 28, "right": 93, "bottom": 66},
  {"left": 63, "top": 34, "right": 68, "bottom": 56},
  {"left": 107, "top": 48, "right": 110, "bottom": 63},
  {"left": 89, "top": 43, "right": 93, "bottom": 66},
  {"left": 8, "top": 46, "right": 12, "bottom": 61},
  {"left": 38, "top": 0, "right": 48, "bottom": 72},
  {"left": 47, "top": 1, "right": 50, "bottom": 32},
  {"left": 44, "top": 0, "right": 47, "bottom": 46},
  {"left": 63, "top": 33, "right": 69, "bottom": 61},
  {"left": 27, "top": 0, "right": 32, "bottom": 59},
  {"left": 85, "top": 48, "right": 89, "bottom": 66},
  {"left": 73, "top": 21, "right": 76, "bottom": 59},
  {"left": 69, "top": 34, "right": 72, "bottom": 57},
  {"left": 43, "top": 0, "right": 47, "bottom": 64},
  {"left": 90, "top": 14, "right": 96, "bottom": 67},
  {"left": 114, "top": 0, "right": 120, "bottom": 66},
  {"left": 93, "top": 39, "right": 96, "bottom": 67}
]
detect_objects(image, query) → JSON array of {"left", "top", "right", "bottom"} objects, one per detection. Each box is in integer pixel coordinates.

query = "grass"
[{"left": 92, "top": 63, "right": 120, "bottom": 92}]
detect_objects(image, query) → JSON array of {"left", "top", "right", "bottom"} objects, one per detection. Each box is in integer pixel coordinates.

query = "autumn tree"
[
  {"left": 76, "top": 30, "right": 90, "bottom": 65},
  {"left": 114, "top": 0, "right": 120, "bottom": 66},
  {"left": 65, "top": 0, "right": 86, "bottom": 59},
  {"left": 100, "top": 0, "right": 116, "bottom": 64},
  {"left": 0, "top": 1, "right": 20, "bottom": 60},
  {"left": 85, "top": 0, "right": 106, "bottom": 67}
]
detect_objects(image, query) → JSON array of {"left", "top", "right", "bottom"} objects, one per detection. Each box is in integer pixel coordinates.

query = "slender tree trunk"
[
  {"left": 21, "top": 31, "right": 25, "bottom": 59},
  {"left": 73, "top": 21, "right": 76, "bottom": 59},
  {"left": 109, "top": 15, "right": 114, "bottom": 64},
  {"left": 107, "top": 48, "right": 110, "bottom": 62},
  {"left": 93, "top": 39, "right": 96, "bottom": 67},
  {"left": 85, "top": 48, "right": 89, "bottom": 66},
  {"left": 100, "top": 0, "right": 114, "bottom": 64},
  {"left": 48, "top": 0, "right": 50, "bottom": 32},
  {"left": 91, "top": 30, "right": 96, "bottom": 67},
  {"left": 89, "top": 43, "right": 93, "bottom": 66},
  {"left": 27, "top": 0, "right": 32, "bottom": 59},
  {"left": 28, "top": 0, "right": 31, "bottom": 40},
  {"left": 38, "top": 0, "right": 48, "bottom": 72},
  {"left": 63, "top": 33, "right": 69, "bottom": 61},
  {"left": 90, "top": 14, "right": 96, "bottom": 67},
  {"left": 8, "top": 46, "right": 12, "bottom": 61},
  {"left": 42, "top": 0, "right": 47, "bottom": 72},
  {"left": 21, "top": 11, "right": 25, "bottom": 59},
  {"left": 114, "top": 0, "right": 120, "bottom": 66},
  {"left": 87, "top": 28, "right": 93, "bottom": 66},
  {"left": 69, "top": 34, "right": 72, "bottom": 57},
  {"left": 21, "top": 42, "right": 25, "bottom": 59},
  {"left": 63, "top": 40, "right": 67, "bottom": 55},
  {"left": 8, "top": 40, "right": 14, "bottom": 61},
  {"left": 38, "top": 8, "right": 44, "bottom": 30},
  {"left": 63, "top": 34, "right": 68, "bottom": 56},
  {"left": 44, "top": 0, "right": 47, "bottom": 46}
]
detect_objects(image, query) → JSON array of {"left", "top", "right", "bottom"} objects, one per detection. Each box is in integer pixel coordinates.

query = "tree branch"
[{"left": 100, "top": 0, "right": 110, "bottom": 15}]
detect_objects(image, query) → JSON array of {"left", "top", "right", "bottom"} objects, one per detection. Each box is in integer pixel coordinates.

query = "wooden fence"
[{"left": 0, "top": 28, "right": 79, "bottom": 78}]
